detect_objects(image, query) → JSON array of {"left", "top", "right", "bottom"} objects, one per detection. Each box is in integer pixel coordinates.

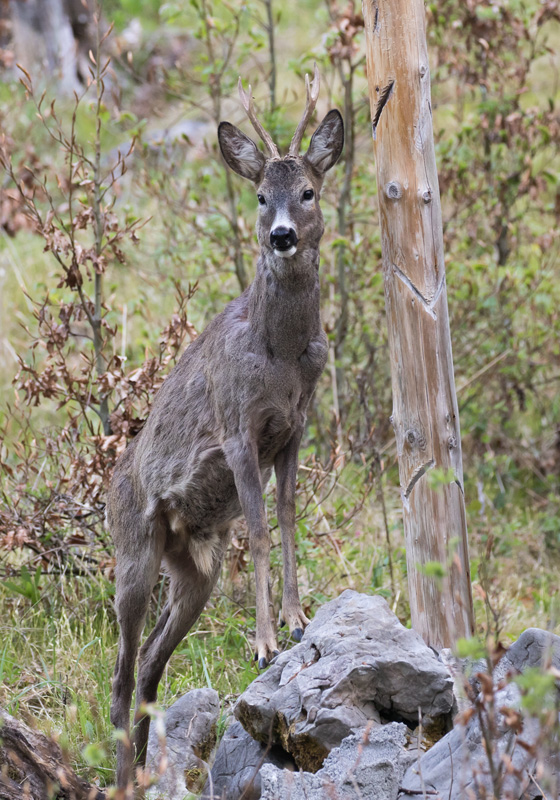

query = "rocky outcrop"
[
  {"left": 399, "top": 683, "right": 546, "bottom": 800},
  {"left": 235, "top": 590, "right": 453, "bottom": 771},
  {"left": 201, "top": 721, "right": 295, "bottom": 800},
  {"left": 401, "top": 626, "right": 560, "bottom": 799},
  {"left": 494, "top": 627, "right": 560, "bottom": 682},
  {"left": 146, "top": 687, "right": 219, "bottom": 799},
  {"left": 195, "top": 595, "right": 560, "bottom": 800},
  {"left": 261, "top": 722, "right": 415, "bottom": 800}
]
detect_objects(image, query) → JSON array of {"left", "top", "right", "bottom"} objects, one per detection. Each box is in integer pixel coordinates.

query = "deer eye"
[
  {"left": 257, "top": 194, "right": 266, "bottom": 206},
  {"left": 302, "top": 189, "right": 314, "bottom": 201}
]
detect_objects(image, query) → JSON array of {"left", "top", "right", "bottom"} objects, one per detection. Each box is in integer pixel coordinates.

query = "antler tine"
[
  {"left": 238, "top": 77, "right": 280, "bottom": 160},
  {"left": 288, "top": 63, "right": 320, "bottom": 157}
]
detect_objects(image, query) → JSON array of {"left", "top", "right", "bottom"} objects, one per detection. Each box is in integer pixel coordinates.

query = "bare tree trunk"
[
  {"left": 9, "top": 0, "right": 85, "bottom": 93},
  {"left": 262, "top": 0, "right": 276, "bottom": 112},
  {"left": 0, "top": 0, "right": 11, "bottom": 53},
  {"left": 333, "top": 60, "right": 354, "bottom": 418},
  {"left": 362, "top": 0, "right": 474, "bottom": 649}
]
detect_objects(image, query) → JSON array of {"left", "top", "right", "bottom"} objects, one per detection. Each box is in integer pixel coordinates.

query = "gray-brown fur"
[{"left": 107, "top": 99, "right": 343, "bottom": 791}]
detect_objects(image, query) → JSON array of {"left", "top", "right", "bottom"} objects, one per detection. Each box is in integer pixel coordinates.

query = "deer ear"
[
  {"left": 303, "top": 109, "right": 344, "bottom": 175},
  {"left": 218, "top": 122, "right": 266, "bottom": 183}
]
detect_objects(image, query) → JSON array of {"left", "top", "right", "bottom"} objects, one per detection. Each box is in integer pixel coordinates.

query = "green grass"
[
  {"left": 1, "top": 0, "right": 560, "bottom": 791},
  {"left": 0, "top": 469, "right": 559, "bottom": 788},
  {"left": 0, "top": 473, "right": 406, "bottom": 787},
  {"left": 0, "top": 575, "right": 116, "bottom": 784}
]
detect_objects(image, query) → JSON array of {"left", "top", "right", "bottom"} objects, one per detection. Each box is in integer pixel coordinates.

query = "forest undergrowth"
[{"left": 0, "top": 0, "right": 559, "bottom": 788}]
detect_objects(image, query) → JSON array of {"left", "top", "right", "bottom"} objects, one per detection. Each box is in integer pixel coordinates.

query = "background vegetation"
[{"left": 0, "top": 0, "right": 559, "bottom": 789}]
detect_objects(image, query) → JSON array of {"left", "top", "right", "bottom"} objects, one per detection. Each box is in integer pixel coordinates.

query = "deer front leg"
[
  {"left": 228, "top": 439, "right": 279, "bottom": 669},
  {"left": 275, "top": 426, "right": 309, "bottom": 643}
]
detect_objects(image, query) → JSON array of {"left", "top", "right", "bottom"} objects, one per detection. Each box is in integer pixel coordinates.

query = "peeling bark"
[
  {"left": 372, "top": 79, "right": 394, "bottom": 138},
  {"left": 392, "top": 264, "right": 445, "bottom": 320},
  {"left": 363, "top": 0, "right": 474, "bottom": 648},
  {"left": 404, "top": 459, "right": 434, "bottom": 502}
]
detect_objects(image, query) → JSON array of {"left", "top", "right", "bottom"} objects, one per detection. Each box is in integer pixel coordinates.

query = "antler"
[
  {"left": 288, "top": 63, "right": 320, "bottom": 157},
  {"left": 238, "top": 78, "right": 280, "bottom": 160}
]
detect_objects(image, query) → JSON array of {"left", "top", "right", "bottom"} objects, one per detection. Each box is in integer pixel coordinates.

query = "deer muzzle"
[{"left": 270, "top": 225, "right": 298, "bottom": 257}]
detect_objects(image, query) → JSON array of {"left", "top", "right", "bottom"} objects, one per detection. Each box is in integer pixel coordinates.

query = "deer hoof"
[
  {"left": 257, "top": 649, "right": 280, "bottom": 670},
  {"left": 281, "top": 604, "right": 310, "bottom": 640}
]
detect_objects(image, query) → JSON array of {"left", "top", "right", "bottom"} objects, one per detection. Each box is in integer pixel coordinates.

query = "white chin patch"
[{"left": 274, "top": 246, "right": 297, "bottom": 259}]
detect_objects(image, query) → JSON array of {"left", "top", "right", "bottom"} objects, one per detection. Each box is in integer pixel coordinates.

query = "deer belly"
[
  {"left": 257, "top": 402, "right": 302, "bottom": 464},
  {"left": 163, "top": 452, "right": 272, "bottom": 575},
  {"left": 165, "top": 452, "right": 241, "bottom": 531}
]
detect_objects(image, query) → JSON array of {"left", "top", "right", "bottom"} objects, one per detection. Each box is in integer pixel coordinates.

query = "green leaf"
[
  {"left": 427, "top": 467, "right": 457, "bottom": 490},
  {"left": 81, "top": 742, "right": 107, "bottom": 766},
  {"left": 417, "top": 561, "right": 446, "bottom": 579},
  {"left": 455, "top": 637, "right": 486, "bottom": 660}
]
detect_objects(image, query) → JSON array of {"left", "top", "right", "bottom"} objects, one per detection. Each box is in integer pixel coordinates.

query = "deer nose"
[{"left": 270, "top": 226, "right": 297, "bottom": 251}]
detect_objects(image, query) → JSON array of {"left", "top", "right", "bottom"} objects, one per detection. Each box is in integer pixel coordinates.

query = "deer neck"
[{"left": 247, "top": 248, "right": 321, "bottom": 361}]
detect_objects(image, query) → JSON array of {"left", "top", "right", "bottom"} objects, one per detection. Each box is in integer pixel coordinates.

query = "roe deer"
[{"left": 107, "top": 65, "right": 344, "bottom": 790}]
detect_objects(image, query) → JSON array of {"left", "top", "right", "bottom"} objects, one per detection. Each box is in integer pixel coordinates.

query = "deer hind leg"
[
  {"left": 110, "top": 516, "right": 165, "bottom": 792},
  {"left": 132, "top": 528, "right": 228, "bottom": 776}
]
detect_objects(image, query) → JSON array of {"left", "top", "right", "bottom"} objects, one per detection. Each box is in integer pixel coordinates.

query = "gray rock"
[
  {"left": 439, "top": 647, "right": 488, "bottom": 715},
  {"left": 146, "top": 687, "right": 219, "bottom": 799},
  {"left": 261, "top": 722, "right": 415, "bottom": 800},
  {"left": 441, "top": 628, "right": 560, "bottom": 706},
  {"left": 399, "top": 683, "right": 547, "bottom": 799},
  {"left": 494, "top": 628, "right": 560, "bottom": 684},
  {"left": 201, "top": 721, "right": 295, "bottom": 800},
  {"left": 235, "top": 590, "right": 453, "bottom": 771},
  {"left": 431, "top": 628, "right": 560, "bottom": 799}
]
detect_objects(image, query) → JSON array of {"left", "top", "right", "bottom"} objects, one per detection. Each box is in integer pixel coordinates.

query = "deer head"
[{"left": 218, "top": 67, "right": 344, "bottom": 264}]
